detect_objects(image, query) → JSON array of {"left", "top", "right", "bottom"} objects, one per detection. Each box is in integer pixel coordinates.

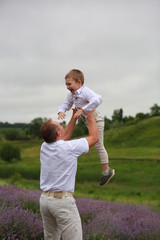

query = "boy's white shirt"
[{"left": 57, "top": 85, "right": 102, "bottom": 120}]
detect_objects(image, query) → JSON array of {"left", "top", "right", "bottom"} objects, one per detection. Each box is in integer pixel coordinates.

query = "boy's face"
[{"left": 65, "top": 78, "right": 82, "bottom": 93}]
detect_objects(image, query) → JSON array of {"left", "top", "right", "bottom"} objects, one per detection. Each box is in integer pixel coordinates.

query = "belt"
[{"left": 42, "top": 191, "right": 73, "bottom": 198}]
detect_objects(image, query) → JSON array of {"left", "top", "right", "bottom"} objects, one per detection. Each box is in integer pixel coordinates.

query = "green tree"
[
  {"left": 135, "top": 112, "right": 149, "bottom": 120},
  {"left": 77, "top": 118, "right": 88, "bottom": 135},
  {"left": 4, "top": 129, "right": 20, "bottom": 140},
  {"left": 4, "top": 129, "right": 29, "bottom": 141},
  {"left": 72, "top": 125, "right": 86, "bottom": 138},
  {"left": 27, "top": 118, "right": 46, "bottom": 138},
  {"left": 104, "top": 116, "right": 111, "bottom": 130},
  {"left": 60, "top": 121, "right": 66, "bottom": 127},
  {"left": 112, "top": 108, "right": 123, "bottom": 123},
  {"left": 123, "top": 115, "right": 134, "bottom": 124},
  {"left": 150, "top": 104, "right": 160, "bottom": 116},
  {"left": 0, "top": 143, "right": 21, "bottom": 163}
]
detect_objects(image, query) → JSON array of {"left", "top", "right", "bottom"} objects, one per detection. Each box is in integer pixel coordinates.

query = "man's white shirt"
[{"left": 40, "top": 138, "right": 89, "bottom": 192}]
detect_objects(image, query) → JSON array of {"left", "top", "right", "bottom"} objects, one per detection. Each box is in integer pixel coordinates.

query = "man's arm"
[
  {"left": 73, "top": 107, "right": 83, "bottom": 119},
  {"left": 63, "top": 109, "right": 77, "bottom": 140},
  {"left": 85, "top": 110, "right": 99, "bottom": 148}
]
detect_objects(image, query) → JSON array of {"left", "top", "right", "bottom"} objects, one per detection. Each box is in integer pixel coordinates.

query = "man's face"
[
  {"left": 65, "top": 78, "right": 82, "bottom": 93},
  {"left": 52, "top": 121, "right": 65, "bottom": 139}
]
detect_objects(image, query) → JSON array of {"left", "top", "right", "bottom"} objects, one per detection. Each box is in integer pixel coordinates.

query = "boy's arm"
[
  {"left": 58, "top": 93, "right": 73, "bottom": 119},
  {"left": 73, "top": 88, "right": 102, "bottom": 119},
  {"left": 58, "top": 112, "right": 66, "bottom": 120},
  {"left": 82, "top": 87, "right": 102, "bottom": 113}
]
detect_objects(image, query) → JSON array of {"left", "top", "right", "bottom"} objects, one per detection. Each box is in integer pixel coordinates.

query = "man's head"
[
  {"left": 65, "top": 69, "right": 84, "bottom": 93},
  {"left": 41, "top": 119, "right": 65, "bottom": 143}
]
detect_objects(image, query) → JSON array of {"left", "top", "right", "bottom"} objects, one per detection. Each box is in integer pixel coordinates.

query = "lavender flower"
[
  {"left": 0, "top": 206, "right": 43, "bottom": 239},
  {"left": 0, "top": 186, "right": 160, "bottom": 240},
  {"left": 0, "top": 185, "right": 40, "bottom": 212},
  {"left": 77, "top": 198, "right": 160, "bottom": 240}
]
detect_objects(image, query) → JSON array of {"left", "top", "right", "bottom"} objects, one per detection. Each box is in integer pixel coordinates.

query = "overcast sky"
[{"left": 0, "top": 0, "right": 159, "bottom": 123}]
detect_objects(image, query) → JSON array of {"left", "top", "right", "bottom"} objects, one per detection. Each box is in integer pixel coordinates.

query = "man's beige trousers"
[{"left": 40, "top": 194, "right": 82, "bottom": 240}]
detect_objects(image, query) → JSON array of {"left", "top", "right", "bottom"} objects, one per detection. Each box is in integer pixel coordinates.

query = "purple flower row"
[
  {"left": 0, "top": 185, "right": 160, "bottom": 240},
  {"left": 77, "top": 199, "right": 160, "bottom": 239},
  {"left": 0, "top": 206, "right": 43, "bottom": 239}
]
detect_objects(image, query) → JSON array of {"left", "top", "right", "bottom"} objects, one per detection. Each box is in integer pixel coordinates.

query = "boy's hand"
[
  {"left": 58, "top": 112, "right": 66, "bottom": 120},
  {"left": 74, "top": 108, "right": 83, "bottom": 119}
]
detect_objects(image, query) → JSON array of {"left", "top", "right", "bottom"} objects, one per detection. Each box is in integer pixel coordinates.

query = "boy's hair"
[
  {"left": 65, "top": 69, "right": 84, "bottom": 84},
  {"left": 41, "top": 119, "right": 58, "bottom": 143}
]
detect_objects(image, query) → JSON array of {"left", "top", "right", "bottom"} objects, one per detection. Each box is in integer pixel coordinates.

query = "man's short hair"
[
  {"left": 41, "top": 119, "right": 58, "bottom": 143},
  {"left": 65, "top": 69, "right": 84, "bottom": 84}
]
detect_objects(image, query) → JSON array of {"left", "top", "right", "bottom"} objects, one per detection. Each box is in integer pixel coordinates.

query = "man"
[{"left": 40, "top": 109, "right": 99, "bottom": 240}]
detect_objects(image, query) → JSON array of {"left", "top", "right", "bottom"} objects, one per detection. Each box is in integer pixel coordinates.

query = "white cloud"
[{"left": 0, "top": 0, "right": 159, "bottom": 123}]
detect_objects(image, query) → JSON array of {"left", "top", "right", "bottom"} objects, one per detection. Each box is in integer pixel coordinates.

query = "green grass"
[
  {"left": 104, "top": 116, "right": 160, "bottom": 148},
  {"left": 108, "top": 147, "right": 160, "bottom": 160},
  {"left": 75, "top": 151, "right": 160, "bottom": 210},
  {"left": 0, "top": 144, "right": 160, "bottom": 210},
  {"left": 0, "top": 116, "right": 160, "bottom": 210}
]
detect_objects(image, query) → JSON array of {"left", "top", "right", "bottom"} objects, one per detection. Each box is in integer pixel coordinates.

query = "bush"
[
  {"left": 0, "top": 143, "right": 21, "bottom": 163},
  {"left": 4, "top": 129, "right": 29, "bottom": 140},
  {"left": 8, "top": 172, "right": 22, "bottom": 184},
  {"left": 4, "top": 129, "right": 20, "bottom": 140}
]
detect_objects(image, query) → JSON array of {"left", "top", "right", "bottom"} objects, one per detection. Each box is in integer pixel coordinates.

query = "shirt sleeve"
[
  {"left": 70, "top": 138, "right": 89, "bottom": 157},
  {"left": 57, "top": 93, "right": 73, "bottom": 113},
  {"left": 82, "top": 86, "right": 102, "bottom": 112}
]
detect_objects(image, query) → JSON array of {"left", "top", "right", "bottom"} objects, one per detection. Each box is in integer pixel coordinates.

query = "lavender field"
[{"left": 0, "top": 185, "right": 160, "bottom": 240}]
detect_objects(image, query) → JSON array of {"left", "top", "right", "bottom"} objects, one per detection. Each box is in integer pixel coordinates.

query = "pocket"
[{"left": 68, "top": 199, "right": 80, "bottom": 220}]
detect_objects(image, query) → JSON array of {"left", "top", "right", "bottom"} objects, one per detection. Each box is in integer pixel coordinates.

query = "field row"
[{"left": 0, "top": 143, "right": 160, "bottom": 210}]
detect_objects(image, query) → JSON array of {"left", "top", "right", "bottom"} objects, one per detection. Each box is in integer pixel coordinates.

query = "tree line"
[
  {"left": 104, "top": 103, "right": 160, "bottom": 130},
  {"left": 0, "top": 103, "right": 159, "bottom": 163},
  {"left": 0, "top": 103, "right": 160, "bottom": 140}
]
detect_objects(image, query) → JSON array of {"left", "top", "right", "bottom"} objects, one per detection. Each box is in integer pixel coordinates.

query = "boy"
[{"left": 58, "top": 69, "right": 115, "bottom": 186}]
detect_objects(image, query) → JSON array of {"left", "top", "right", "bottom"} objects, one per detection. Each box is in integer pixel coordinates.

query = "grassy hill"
[
  {"left": 0, "top": 117, "right": 160, "bottom": 209},
  {"left": 104, "top": 116, "right": 160, "bottom": 148}
]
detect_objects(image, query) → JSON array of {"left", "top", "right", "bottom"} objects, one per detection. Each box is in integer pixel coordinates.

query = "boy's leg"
[
  {"left": 95, "top": 120, "right": 115, "bottom": 186},
  {"left": 94, "top": 120, "right": 109, "bottom": 166},
  {"left": 83, "top": 113, "right": 115, "bottom": 186}
]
